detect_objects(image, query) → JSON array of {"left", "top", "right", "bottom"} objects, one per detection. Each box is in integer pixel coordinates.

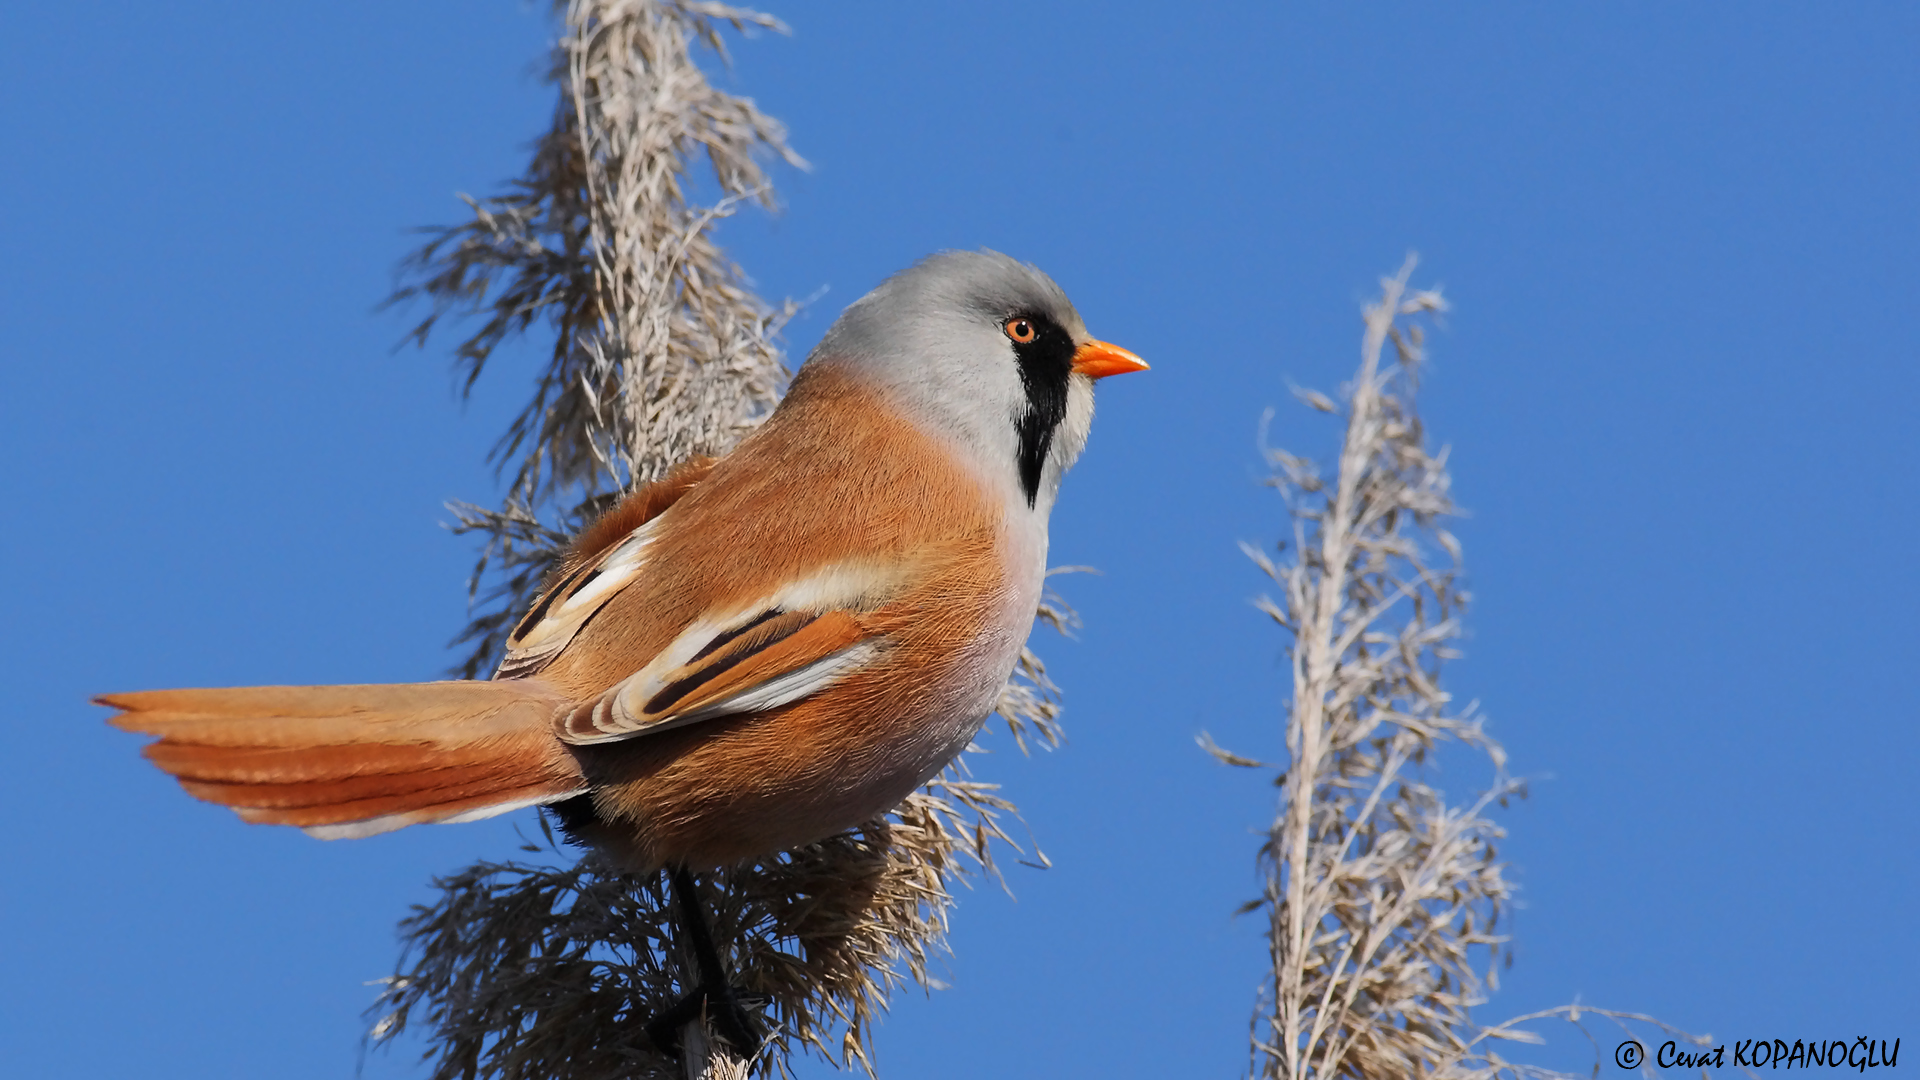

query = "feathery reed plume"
[
  {"left": 1223, "top": 257, "right": 1710, "bottom": 1079},
  {"left": 366, "top": 772, "right": 1047, "bottom": 1080},
  {"left": 373, "top": 3, "right": 1071, "bottom": 1075},
  {"left": 392, "top": 0, "right": 803, "bottom": 680}
]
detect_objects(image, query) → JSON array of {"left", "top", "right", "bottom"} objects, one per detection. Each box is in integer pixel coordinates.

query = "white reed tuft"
[
  {"left": 394, "top": 0, "right": 803, "bottom": 680},
  {"left": 1225, "top": 257, "right": 1709, "bottom": 1079}
]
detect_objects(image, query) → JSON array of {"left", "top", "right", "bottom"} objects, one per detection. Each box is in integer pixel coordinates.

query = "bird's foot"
[{"left": 645, "top": 981, "right": 766, "bottom": 1059}]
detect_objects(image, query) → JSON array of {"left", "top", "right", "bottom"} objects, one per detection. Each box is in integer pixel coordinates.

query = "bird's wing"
[
  {"left": 552, "top": 577, "right": 895, "bottom": 745},
  {"left": 494, "top": 458, "right": 715, "bottom": 681},
  {"left": 496, "top": 458, "right": 906, "bottom": 746}
]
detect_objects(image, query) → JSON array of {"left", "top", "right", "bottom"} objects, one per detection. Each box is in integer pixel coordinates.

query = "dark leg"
[{"left": 644, "top": 867, "right": 764, "bottom": 1058}]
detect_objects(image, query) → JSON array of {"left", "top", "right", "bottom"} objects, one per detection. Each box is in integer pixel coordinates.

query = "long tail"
[{"left": 100, "top": 680, "right": 586, "bottom": 839}]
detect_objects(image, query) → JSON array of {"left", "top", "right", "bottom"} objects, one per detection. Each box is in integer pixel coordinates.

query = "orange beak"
[{"left": 1070, "top": 340, "right": 1150, "bottom": 379}]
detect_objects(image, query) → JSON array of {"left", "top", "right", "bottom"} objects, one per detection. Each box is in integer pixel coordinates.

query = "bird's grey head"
[{"left": 808, "top": 250, "right": 1142, "bottom": 515}]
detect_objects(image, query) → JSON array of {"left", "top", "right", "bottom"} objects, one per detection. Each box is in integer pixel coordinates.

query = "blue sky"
[{"left": 3, "top": 2, "right": 1915, "bottom": 1075}]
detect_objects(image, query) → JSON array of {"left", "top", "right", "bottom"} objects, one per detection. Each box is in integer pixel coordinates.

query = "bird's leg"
[{"left": 645, "top": 866, "right": 764, "bottom": 1059}]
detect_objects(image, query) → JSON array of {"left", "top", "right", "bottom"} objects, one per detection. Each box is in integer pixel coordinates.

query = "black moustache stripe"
[{"left": 1010, "top": 316, "right": 1075, "bottom": 507}]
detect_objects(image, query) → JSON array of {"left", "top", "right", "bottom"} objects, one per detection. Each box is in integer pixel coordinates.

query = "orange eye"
[{"left": 1004, "top": 317, "right": 1037, "bottom": 343}]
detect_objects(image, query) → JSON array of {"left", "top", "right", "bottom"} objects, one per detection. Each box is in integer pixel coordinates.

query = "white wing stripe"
[
  {"left": 556, "top": 639, "right": 882, "bottom": 746},
  {"left": 676, "top": 641, "right": 880, "bottom": 723},
  {"left": 556, "top": 534, "right": 654, "bottom": 615},
  {"left": 495, "top": 518, "right": 666, "bottom": 678}
]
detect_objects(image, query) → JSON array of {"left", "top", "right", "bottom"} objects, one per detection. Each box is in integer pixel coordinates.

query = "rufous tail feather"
[{"left": 99, "top": 680, "right": 584, "bottom": 839}]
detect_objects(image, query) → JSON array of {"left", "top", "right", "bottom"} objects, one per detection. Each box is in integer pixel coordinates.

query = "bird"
[{"left": 99, "top": 249, "right": 1146, "bottom": 1054}]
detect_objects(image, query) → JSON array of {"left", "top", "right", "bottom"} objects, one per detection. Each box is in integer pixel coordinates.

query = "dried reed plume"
[
  {"left": 372, "top": 2, "right": 1070, "bottom": 1076},
  {"left": 393, "top": 0, "right": 803, "bottom": 680},
  {"left": 1222, "top": 258, "right": 1711, "bottom": 1079}
]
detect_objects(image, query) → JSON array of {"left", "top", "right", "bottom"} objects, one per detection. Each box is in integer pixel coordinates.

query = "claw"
[
  {"left": 645, "top": 983, "right": 763, "bottom": 1057},
  {"left": 646, "top": 867, "right": 766, "bottom": 1059}
]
